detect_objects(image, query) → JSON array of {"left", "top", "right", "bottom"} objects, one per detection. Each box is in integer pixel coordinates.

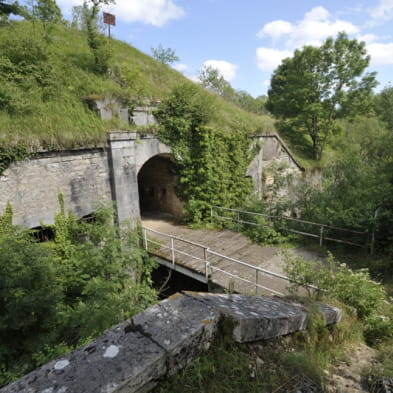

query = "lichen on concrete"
[{"left": 0, "top": 293, "right": 341, "bottom": 393}]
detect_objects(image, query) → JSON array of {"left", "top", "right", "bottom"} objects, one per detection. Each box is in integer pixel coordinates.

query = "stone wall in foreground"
[{"left": 0, "top": 292, "right": 341, "bottom": 393}]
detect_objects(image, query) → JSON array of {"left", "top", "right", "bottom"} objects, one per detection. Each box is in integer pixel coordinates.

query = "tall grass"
[{"left": 0, "top": 20, "right": 275, "bottom": 151}]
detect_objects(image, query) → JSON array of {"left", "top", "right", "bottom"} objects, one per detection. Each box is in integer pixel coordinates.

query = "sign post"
[{"left": 103, "top": 12, "right": 116, "bottom": 39}]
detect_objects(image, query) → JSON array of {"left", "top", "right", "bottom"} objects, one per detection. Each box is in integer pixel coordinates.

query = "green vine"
[
  {"left": 0, "top": 145, "right": 30, "bottom": 175},
  {"left": 155, "top": 83, "right": 254, "bottom": 222}
]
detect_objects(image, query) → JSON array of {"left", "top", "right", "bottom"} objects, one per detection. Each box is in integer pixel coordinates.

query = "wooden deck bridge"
[{"left": 141, "top": 216, "right": 320, "bottom": 296}]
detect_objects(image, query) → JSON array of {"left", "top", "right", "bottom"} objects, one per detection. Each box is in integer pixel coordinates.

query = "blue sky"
[{"left": 56, "top": 0, "right": 393, "bottom": 97}]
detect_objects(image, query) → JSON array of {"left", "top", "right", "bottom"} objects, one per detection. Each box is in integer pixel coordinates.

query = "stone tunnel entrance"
[{"left": 138, "top": 154, "right": 184, "bottom": 218}]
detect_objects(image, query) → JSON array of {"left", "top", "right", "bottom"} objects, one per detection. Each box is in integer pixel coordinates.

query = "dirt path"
[{"left": 325, "top": 343, "right": 377, "bottom": 393}]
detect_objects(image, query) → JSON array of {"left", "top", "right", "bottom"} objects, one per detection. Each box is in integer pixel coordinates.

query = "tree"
[
  {"left": 151, "top": 43, "right": 179, "bottom": 65},
  {"left": 0, "top": 0, "right": 22, "bottom": 20},
  {"left": 266, "top": 32, "right": 377, "bottom": 160},
  {"left": 34, "top": 0, "right": 62, "bottom": 32},
  {"left": 375, "top": 85, "right": 393, "bottom": 130},
  {"left": 198, "top": 65, "right": 234, "bottom": 99},
  {"left": 83, "top": 0, "right": 114, "bottom": 73},
  {"left": 0, "top": 200, "right": 157, "bottom": 386}
]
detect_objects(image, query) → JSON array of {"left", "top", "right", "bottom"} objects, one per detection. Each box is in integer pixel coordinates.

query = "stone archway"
[{"left": 137, "top": 154, "right": 183, "bottom": 218}]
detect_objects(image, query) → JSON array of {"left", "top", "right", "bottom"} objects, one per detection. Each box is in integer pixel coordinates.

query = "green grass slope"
[{"left": 0, "top": 21, "right": 275, "bottom": 151}]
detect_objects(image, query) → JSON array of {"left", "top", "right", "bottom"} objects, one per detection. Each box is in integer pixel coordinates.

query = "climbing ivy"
[
  {"left": 0, "top": 145, "right": 30, "bottom": 175},
  {"left": 156, "top": 83, "right": 254, "bottom": 222}
]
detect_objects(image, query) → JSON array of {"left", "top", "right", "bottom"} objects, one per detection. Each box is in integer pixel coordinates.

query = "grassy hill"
[{"left": 0, "top": 20, "right": 275, "bottom": 152}]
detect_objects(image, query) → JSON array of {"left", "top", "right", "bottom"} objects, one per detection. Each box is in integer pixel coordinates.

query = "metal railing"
[
  {"left": 211, "top": 206, "right": 370, "bottom": 250},
  {"left": 142, "top": 226, "right": 319, "bottom": 297}
]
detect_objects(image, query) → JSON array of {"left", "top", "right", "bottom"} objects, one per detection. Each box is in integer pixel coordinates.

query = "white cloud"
[
  {"left": 286, "top": 6, "right": 359, "bottom": 49},
  {"left": 203, "top": 60, "right": 238, "bottom": 82},
  {"left": 257, "top": 6, "right": 359, "bottom": 51},
  {"left": 256, "top": 6, "right": 361, "bottom": 71},
  {"left": 357, "top": 34, "right": 380, "bottom": 44},
  {"left": 369, "top": 0, "right": 393, "bottom": 24},
  {"left": 367, "top": 42, "right": 393, "bottom": 65},
  {"left": 172, "top": 63, "right": 188, "bottom": 72},
  {"left": 56, "top": 0, "right": 185, "bottom": 26},
  {"left": 256, "top": 47, "right": 292, "bottom": 71},
  {"left": 185, "top": 73, "right": 200, "bottom": 83},
  {"left": 55, "top": 0, "right": 80, "bottom": 15},
  {"left": 257, "top": 20, "right": 293, "bottom": 40}
]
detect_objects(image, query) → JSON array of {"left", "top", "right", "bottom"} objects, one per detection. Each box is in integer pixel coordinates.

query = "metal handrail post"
[
  {"left": 319, "top": 226, "right": 324, "bottom": 247},
  {"left": 143, "top": 227, "right": 148, "bottom": 250},
  {"left": 255, "top": 269, "right": 259, "bottom": 295},
  {"left": 171, "top": 238, "right": 175, "bottom": 266},
  {"left": 204, "top": 247, "right": 209, "bottom": 281}
]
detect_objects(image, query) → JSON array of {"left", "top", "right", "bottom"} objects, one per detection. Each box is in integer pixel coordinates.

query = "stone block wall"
[
  {"left": 0, "top": 149, "right": 112, "bottom": 228},
  {"left": 0, "top": 133, "right": 176, "bottom": 229},
  {"left": 0, "top": 131, "right": 304, "bottom": 229}
]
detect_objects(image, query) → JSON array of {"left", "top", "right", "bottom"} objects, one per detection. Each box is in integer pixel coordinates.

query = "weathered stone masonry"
[
  {"left": 0, "top": 133, "right": 173, "bottom": 228},
  {"left": 0, "top": 132, "right": 303, "bottom": 228},
  {"left": 0, "top": 148, "right": 112, "bottom": 229}
]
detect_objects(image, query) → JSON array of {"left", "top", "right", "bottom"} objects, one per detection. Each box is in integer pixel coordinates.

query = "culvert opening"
[
  {"left": 152, "top": 265, "right": 209, "bottom": 299},
  {"left": 138, "top": 154, "right": 183, "bottom": 218}
]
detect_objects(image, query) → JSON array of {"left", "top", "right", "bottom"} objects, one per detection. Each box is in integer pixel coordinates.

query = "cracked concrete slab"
[{"left": 0, "top": 293, "right": 341, "bottom": 393}]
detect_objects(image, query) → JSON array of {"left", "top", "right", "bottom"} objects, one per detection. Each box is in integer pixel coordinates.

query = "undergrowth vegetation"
[
  {"left": 0, "top": 199, "right": 157, "bottom": 387},
  {"left": 154, "top": 306, "right": 363, "bottom": 393},
  {"left": 284, "top": 253, "right": 393, "bottom": 346}
]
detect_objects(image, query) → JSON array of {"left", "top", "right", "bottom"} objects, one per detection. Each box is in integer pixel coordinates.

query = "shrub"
[{"left": 284, "top": 253, "right": 392, "bottom": 344}]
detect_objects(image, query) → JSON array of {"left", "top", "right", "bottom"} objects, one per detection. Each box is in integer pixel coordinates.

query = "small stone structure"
[
  {"left": 247, "top": 134, "right": 304, "bottom": 199},
  {"left": 0, "top": 292, "right": 341, "bottom": 393},
  {"left": 91, "top": 98, "right": 158, "bottom": 127}
]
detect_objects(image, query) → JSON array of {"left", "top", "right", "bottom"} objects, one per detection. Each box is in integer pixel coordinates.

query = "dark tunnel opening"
[{"left": 137, "top": 154, "right": 184, "bottom": 218}]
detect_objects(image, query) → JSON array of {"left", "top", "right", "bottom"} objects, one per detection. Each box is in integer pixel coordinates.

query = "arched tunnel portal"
[{"left": 138, "top": 154, "right": 184, "bottom": 218}]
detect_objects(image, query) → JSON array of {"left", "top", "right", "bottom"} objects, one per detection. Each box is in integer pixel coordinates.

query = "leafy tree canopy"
[
  {"left": 374, "top": 84, "right": 393, "bottom": 130},
  {"left": 199, "top": 65, "right": 269, "bottom": 115},
  {"left": 33, "top": 0, "right": 62, "bottom": 27},
  {"left": 0, "top": 0, "right": 23, "bottom": 19},
  {"left": 151, "top": 43, "right": 179, "bottom": 65},
  {"left": 266, "top": 32, "right": 377, "bottom": 160},
  {"left": 0, "top": 199, "right": 157, "bottom": 387}
]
